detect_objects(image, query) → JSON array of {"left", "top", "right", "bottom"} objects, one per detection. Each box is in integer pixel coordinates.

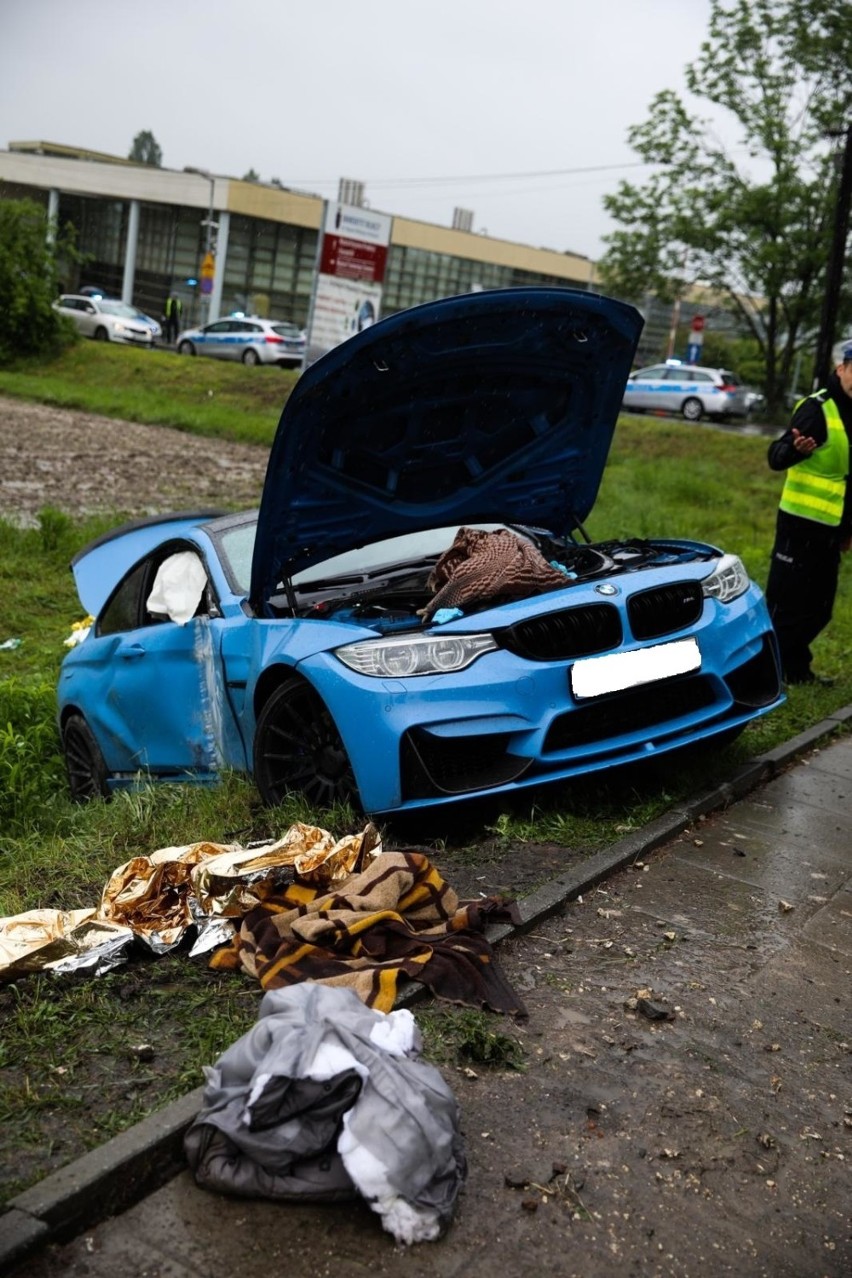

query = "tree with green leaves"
[
  {"left": 598, "top": 0, "right": 852, "bottom": 412},
  {"left": 128, "top": 130, "right": 163, "bottom": 167},
  {"left": 0, "top": 199, "right": 76, "bottom": 361}
]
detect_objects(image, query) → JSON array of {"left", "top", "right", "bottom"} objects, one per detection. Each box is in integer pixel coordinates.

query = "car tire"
[
  {"left": 62, "top": 713, "right": 110, "bottom": 802},
  {"left": 681, "top": 397, "right": 703, "bottom": 422},
  {"left": 242, "top": 347, "right": 261, "bottom": 366},
  {"left": 253, "top": 676, "right": 358, "bottom": 810},
  {"left": 94, "top": 327, "right": 110, "bottom": 342},
  {"left": 178, "top": 340, "right": 196, "bottom": 356}
]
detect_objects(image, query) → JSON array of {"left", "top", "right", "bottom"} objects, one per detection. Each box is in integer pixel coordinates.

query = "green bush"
[
  {"left": 0, "top": 679, "right": 64, "bottom": 831},
  {"left": 0, "top": 199, "right": 77, "bottom": 362}
]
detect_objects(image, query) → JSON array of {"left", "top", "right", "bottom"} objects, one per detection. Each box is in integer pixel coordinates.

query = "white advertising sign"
[{"left": 304, "top": 202, "right": 392, "bottom": 367}]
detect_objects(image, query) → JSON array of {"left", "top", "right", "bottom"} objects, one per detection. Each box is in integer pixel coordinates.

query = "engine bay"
[{"left": 290, "top": 526, "right": 720, "bottom": 635}]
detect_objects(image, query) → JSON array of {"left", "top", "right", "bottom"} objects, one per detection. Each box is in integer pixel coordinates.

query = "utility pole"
[
  {"left": 665, "top": 249, "right": 689, "bottom": 360},
  {"left": 812, "top": 124, "right": 852, "bottom": 389},
  {"left": 184, "top": 167, "right": 217, "bottom": 325}
]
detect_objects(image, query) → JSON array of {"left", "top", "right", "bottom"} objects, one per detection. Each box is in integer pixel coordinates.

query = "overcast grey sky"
[{"left": 1, "top": 0, "right": 717, "bottom": 260}]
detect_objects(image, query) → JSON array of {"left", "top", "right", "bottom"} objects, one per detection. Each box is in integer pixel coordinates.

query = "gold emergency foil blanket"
[
  {"left": 191, "top": 822, "right": 383, "bottom": 916},
  {"left": 0, "top": 909, "right": 133, "bottom": 980},
  {"left": 0, "top": 824, "right": 382, "bottom": 978},
  {"left": 100, "top": 841, "right": 238, "bottom": 947}
]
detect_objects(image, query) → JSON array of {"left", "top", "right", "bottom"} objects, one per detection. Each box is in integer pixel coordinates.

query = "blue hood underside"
[{"left": 250, "top": 287, "right": 643, "bottom": 614}]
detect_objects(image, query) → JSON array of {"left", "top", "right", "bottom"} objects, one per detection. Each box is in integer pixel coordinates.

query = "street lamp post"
[{"left": 184, "top": 167, "right": 217, "bottom": 324}]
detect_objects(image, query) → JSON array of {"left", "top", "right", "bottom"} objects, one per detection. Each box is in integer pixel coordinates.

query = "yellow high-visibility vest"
[{"left": 780, "top": 394, "right": 848, "bottom": 526}]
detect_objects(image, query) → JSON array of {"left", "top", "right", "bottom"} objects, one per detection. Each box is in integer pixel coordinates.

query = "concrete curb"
[{"left": 3, "top": 708, "right": 851, "bottom": 1271}]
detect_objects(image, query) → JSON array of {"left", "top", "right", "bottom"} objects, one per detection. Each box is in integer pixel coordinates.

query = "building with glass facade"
[{"left": 0, "top": 141, "right": 598, "bottom": 332}]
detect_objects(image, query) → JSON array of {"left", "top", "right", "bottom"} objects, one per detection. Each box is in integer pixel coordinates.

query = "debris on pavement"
[{"left": 623, "top": 988, "right": 677, "bottom": 1021}]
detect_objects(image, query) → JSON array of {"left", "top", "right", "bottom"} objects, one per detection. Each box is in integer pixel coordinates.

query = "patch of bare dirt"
[{"left": 0, "top": 396, "right": 269, "bottom": 525}]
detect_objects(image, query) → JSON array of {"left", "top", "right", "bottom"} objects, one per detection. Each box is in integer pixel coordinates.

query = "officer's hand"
[{"left": 791, "top": 427, "right": 817, "bottom": 455}]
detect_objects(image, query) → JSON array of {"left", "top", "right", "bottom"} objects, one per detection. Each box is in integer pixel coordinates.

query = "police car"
[
  {"left": 176, "top": 316, "right": 306, "bottom": 367},
  {"left": 622, "top": 360, "right": 749, "bottom": 422}
]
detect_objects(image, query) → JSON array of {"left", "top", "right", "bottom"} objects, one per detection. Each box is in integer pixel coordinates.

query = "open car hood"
[{"left": 250, "top": 287, "right": 642, "bottom": 614}]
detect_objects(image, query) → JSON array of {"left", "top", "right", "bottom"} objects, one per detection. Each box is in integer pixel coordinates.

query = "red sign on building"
[{"left": 320, "top": 235, "right": 388, "bottom": 284}]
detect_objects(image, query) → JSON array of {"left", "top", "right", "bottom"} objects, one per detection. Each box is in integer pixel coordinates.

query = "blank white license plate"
[{"left": 571, "top": 637, "right": 701, "bottom": 700}]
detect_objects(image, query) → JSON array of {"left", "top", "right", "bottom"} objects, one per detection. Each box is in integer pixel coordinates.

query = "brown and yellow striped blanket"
[{"left": 210, "top": 851, "right": 525, "bottom": 1015}]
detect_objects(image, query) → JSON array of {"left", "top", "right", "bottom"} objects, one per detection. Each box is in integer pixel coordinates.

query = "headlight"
[
  {"left": 702, "top": 553, "right": 750, "bottom": 603},
  {"left": 114, "top": 322, "right": 128, "bottom": 335},
  {"left": 335, "top": 632, "right": 497, "bottom": 677}
]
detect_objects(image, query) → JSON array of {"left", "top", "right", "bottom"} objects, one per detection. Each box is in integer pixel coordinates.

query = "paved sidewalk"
[{"left": 3, "top": 717, "right": 851, "bottom": 1277}]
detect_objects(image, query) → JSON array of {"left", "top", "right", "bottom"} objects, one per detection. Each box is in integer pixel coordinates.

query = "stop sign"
[{"left": 691, "top": 315, "right": 705, "bottom": 333}]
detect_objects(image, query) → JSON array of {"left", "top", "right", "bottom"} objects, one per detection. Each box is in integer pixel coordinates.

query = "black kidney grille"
[
  {"left": 544, "top": 676, "right": 716, "bottom": 751},
  {"left": 500, "top": 603, "right": 622, "bottom": 661},
  {"left": 627, "top": 581, "right": 704, "bottom": 640}
]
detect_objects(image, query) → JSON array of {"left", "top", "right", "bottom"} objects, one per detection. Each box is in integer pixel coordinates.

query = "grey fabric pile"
[{"left": 184, "top": 982, "right": 466, "bottom": 1244}]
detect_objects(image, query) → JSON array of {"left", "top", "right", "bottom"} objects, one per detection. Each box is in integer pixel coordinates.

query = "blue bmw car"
[{"left": 58, "top": 288, "right": 784, "bottom": 816}]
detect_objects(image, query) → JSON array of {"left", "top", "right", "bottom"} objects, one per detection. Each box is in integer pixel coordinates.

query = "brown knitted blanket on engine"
[{"left": 422, "top": 526, "right": 568, "bottom": 620}]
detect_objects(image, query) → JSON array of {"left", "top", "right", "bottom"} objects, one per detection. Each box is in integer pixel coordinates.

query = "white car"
[
  {"left": 128, "top": 307, "right": 162, "bottom": 341},
  {"left": 53, "top": 295, "right": 155, "bottom": 346},
  {"left": 176, "top": 316, "right": 306, "bottom": 366},
  {"left": 622, "top": 361, "right": 749, "bottom": 422}
]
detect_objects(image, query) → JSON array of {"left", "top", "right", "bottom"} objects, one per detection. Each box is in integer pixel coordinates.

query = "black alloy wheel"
[
  {"left": 253, "top": 678, "right": 358, "bottom": 810},
  {"left": 62, "top": 713, "right": 110, "bottom": 801},
  {"left": 94, "top": 327, "right": 109, "bottom": 342}
]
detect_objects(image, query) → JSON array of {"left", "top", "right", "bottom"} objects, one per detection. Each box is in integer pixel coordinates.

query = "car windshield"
[
  {"left": 215, "top": 520, "right": 504, "bottom": 597},
  {"left": 271, "top": 323, "right": 303, "bottom": 338},
  {"left": 99, "top": 300, "right": 141, "bottom": 318}
]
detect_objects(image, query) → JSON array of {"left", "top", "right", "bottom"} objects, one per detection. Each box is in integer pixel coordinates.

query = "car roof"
[{"left": 637, "top": 363, "right": 733, "bottom": 377}]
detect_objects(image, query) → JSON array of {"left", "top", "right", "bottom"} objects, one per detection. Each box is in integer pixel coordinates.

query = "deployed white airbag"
[{"left": 146, "top": 551, "right": 208, "bottom": 625}]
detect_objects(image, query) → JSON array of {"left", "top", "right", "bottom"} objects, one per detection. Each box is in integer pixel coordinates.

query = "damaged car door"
[{"left": 62, "top": 544, "right": 231, "bottom": 780}]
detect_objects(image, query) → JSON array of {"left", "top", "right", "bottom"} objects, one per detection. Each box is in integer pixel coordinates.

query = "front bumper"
[{"left": 301, "top": 590, "right": 784, "bottom": 814}]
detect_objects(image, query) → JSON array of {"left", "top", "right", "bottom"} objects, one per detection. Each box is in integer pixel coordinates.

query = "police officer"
[
  {"left": 766, "top": 343, "right": 852, "bottom": 684},
  {"left": 164, "top": 294, "right": 183, "bottom": 344}
]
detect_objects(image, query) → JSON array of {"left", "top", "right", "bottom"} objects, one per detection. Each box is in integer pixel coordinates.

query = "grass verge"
[{"left": 0, "top": 341, "right": 298, "bottom": 447}]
